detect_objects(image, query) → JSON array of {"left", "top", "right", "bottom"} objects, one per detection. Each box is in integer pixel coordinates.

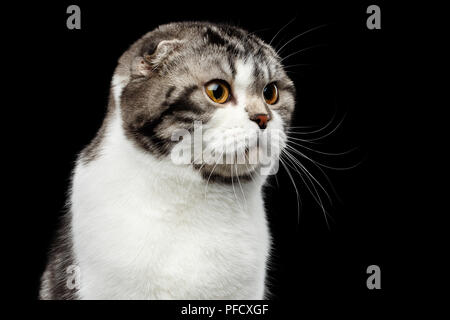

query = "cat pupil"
[
  {"left": 212, "top": 84, "right": 223, "bottom": 99},
  {"left": 263, "top": 86, "right": 272, "bottom": 100}
]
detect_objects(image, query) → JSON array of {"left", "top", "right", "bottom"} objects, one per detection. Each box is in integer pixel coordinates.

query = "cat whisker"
[
  {"left": 283, "top": 148, "right": 333, "bottom": 205},
  {"left": 268, "top": 17, "right": 297, "bottom": 46},
  {"left": 287, "top": 112, "right": 337, "bottom": 134},
  {"left": 235, "top": 162, "right": 247, "bottom": 210},
  {"left": 280, "top": 44, "right": 327, "bottom": 64},
  {"left": 230, "top": 165, "right": 242, "bottom": 210},
  {"left": 282, "top": 135, "right": 321, "bottom": 144},
  {"left": 287, "top": 138, "right": 358, "bottom": 156},
  {"left": 286, "top": 140, "right": 355, "bottom": 199},
  {"left": 282, "top": 153, "right": 328, "bottom": 226},
  {"left": 281, "top": 150, "right": 332, "bottom": 229},
  {"left": 278, "top": 156, "right": 302, "bottom": 224},
  {"left": 275, "top": 24, "right": 328, "bottom": 55},
  {"left": 297, "top": 113, "right": 346, "bottom": 142},
  {"left": 284, "top": 137, "right": 363, "bottom": 205},
  {"left": 243, "top": 149, "right": 258, "bottom": 184},
  {"left": 288, "top": 110, "right": 337, "bottom": 133},
  {"left": 204, "top": 149, "right": 225, "bottom": 199},
  {"left": 285, "top": 144, "right": 342, "bottom": 204},
  {"left": 284, "top": 143, "right": 355, "bottom": 171},
  {"left": 286, "top": 125, "right": 316, "bottom": 129},
  {"left": 273, "top": 170, "right": 280, "bottom": 189},
  {"left": 282, "top": 63, "right": 314, "bottom": 69},
  {"left": 285, "top": 112, "right": 345, "bottom": 144},
  {"left": 284, "top": 70, "right": 302, "bottom": 74}
]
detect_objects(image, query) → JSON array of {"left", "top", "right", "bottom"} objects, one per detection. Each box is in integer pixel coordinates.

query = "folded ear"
[{"left": 131, "top": 39, "right": 185, "bottom": 77}]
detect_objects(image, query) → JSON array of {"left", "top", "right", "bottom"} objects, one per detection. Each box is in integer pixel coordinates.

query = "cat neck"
[{"left": 83, "top": 107, "right": 264, "bottom": 208}]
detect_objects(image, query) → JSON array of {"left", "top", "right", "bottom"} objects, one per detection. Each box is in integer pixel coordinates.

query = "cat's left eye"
[{"left": 263, "top": 83, "right": 279, "bottom": 105}]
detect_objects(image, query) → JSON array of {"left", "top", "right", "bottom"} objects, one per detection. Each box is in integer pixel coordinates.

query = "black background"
[{"left": 5, "top": 0, "right": 422, "bottom": 313}]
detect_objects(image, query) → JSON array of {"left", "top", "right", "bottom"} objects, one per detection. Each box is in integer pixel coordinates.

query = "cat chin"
[
  {"left": 188, "top": 144, "right": 282, "bottom": 183},
  {"left": 192, "top": 162, "right": 265, "bottom": 184}
]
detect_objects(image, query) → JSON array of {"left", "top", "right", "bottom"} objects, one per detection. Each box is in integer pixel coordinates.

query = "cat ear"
[{"left": 131, "top": 39, "right": 185, "bottom": 77}]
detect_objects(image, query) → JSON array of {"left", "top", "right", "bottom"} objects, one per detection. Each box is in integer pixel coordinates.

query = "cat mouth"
[
  {"left": 195, "top": 162, "right": 259, "bottom": 183},
  {"left": 191, "top": 146, "right": 277, "bottom": 182}
]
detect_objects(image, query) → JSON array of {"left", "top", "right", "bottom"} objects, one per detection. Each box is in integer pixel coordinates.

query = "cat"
[{"left": 40, "top": 21, "right": 296, "bottom": 299}]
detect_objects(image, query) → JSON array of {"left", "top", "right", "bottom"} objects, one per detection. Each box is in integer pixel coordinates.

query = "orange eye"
[
  {"left": 205, "top": 80, "right": 230, "bottom": 104},
  {"left": 263, "top": 83, "right": 279, "bottom": 105}
]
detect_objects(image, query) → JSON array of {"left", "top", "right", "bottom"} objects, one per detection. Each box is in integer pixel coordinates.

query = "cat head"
[{"left": 114, "top": 22, "right": 296, "bottom": 181}]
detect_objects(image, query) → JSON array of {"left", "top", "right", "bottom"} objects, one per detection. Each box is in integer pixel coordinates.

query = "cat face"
[{"left": 119, "top": 22, "right": 295, "bottom": 181}]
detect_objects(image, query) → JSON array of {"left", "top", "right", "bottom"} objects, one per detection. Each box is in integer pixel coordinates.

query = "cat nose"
[{"left": 250, "top": 114, "right": 270, "bottom": 130}]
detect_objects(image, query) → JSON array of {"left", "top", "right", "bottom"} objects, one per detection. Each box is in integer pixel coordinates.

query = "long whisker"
[
  {"left": 279, "top": 156, "right": 302, "bottom": 223},
  {"left": 276, "top": 24, "right": 328, "bottom": 55},
  {"left": 230, "top": 165, "right": 240, "bottom": 206},
  {"left": 281, "top": 151, "right": 331, "bottom": 229},
  {"left": 204, "top": 149, "right": 225, "bottom": 199},
  {"left": 287, "top": 111, "right": 337, "bottom": 135},
  {"left": 283, "top": 162, "right": 328, "bottom": 228},
  {"left": 287, "top": 138, "right": 357, "bottom": 156},
  {"left": 282, "top": 63, "right": 314, "bottom": 69},
  {"left": 273, "top": 171, "right": 280, "bottom": 188},
  {"left": 269, "top": 17, "right": 297, "bottom": 46},
  {"left": 235, "top": 162, "right": 247, "bottom": 209},
  {"left": 284, "top": 125, "right": 316, "bottom": 129},
  {"left": 285, "top": 144, "right": 360, "bottom": 171},
  {"left": 297, "top": 113, "right": 346, "bottom": 142},
  {"left": 280, "top": 44, "right": 326, "bottom": 64},
  {"left": 285, "top": 144, "right": 343, "bottom": 203},
  {"left": 282, "top": 135, "right": 321, "bottom": 144},
  {"left": 243, "top": 150, "right": 258, "bottom": 184},
  {"left": 284, "top": 140, "right": 356, "bottom": 202},
  {"left": 283, "top": 148, "right": 332, "bottom": 204}
]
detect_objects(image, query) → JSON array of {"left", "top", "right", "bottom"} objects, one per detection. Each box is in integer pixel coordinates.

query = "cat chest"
[{"left": 73, "top": 202, "right": 269, "bottom": 298}]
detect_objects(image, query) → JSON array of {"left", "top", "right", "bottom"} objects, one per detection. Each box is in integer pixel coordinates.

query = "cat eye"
[
  {"left": 205, "top": 80, "right": 230, "bottom": 104},
  {"left": 263, "top": 83, "right": 279, "bottom": 105}
]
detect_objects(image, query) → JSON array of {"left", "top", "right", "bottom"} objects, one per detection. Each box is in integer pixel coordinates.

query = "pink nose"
[{"left": 251, "top": 114, "right": 269, "bottom": 129}]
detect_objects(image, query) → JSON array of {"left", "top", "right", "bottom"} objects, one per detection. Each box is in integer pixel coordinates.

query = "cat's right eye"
[{"left": 205, "top": 80, "right": 230, "bottom": 104}]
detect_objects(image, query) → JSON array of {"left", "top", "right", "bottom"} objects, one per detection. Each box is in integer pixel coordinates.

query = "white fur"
[
  {"left": 111, "top": 74, "right": 128, "bottom": 107},
  {"left": 71, "top": 60, "right": 284, "bottom": 299}
]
